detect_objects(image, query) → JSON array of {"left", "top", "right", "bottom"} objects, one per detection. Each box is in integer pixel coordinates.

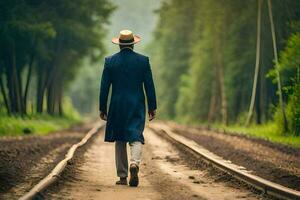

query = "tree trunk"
[
  {"left": 36, "top": 67, "right": 47, "bottom": 113},
  {"left": 255, "top": 80, "right": 262, "bottom": 124},
  {"left": 46, "top": 65, "right": 58, "bottom": 115},
  {"left": 58, "top": 100, "right": 63, "bottom": 116},
  {"left": 217, "top": 57, "right": 228, "bottom": 125},
  {"left": 0, "top": 73, "right": 10, "bottom": 114},
  {"left": 58, "top": 85, "right": 63, "bottom": 116},
  {"left": 16, "top": 66, "right": 25, "bottom": 115},
  {"left": 246, "top": 0, "right": 262, "bottom": 126},
  {"left": 13, "top": 46, "right": 23, "bottom": 114},
  {"left": 259, "top": 63, "right": 266, "bottom": 123},
  {"left": 6, "top": 44, "right": 23, "bottom": 114},
  {"left": 5, "top": 63, "right": 14, "bottom": 113},
  {"left": 208, "top": 79, "right": 217, "bottom": 123},
  {"left": 47, "top": 84, "right": 55, "bottom": 115},
  {"left": 267, "top": 0, "right": 288, "bottom": 132},
  {"left": 46, "top": 73, "right": 56, "bottom": 115},
  {"left": 36, "top": 84, "right": 44, "bottom": 113},
  {"left": 214, "top": 29, "right": 228, "bottom": 125},
  {"left": 23, "top": 52, "right": 34, "bottom": 115}
]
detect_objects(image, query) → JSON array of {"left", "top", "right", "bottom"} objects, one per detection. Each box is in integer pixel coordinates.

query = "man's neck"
[{"left": 120, "top": 47, "right": 133, "bottom": 51}]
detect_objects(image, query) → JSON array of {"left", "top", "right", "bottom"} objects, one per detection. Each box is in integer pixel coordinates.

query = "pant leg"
[
  {"left": 115, "top": 141, "right": 128, "bottom": 178},
  {"left": 129, "top": 141, "right": 143, "bottom": 166}
]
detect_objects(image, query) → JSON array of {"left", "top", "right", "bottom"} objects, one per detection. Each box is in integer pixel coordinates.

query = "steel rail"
[
  {"left": 150, "top": 123, "right": 300, "bottom": 200},
  {"left": 19, "top": 122, "right": 104, "bottom": 200}
]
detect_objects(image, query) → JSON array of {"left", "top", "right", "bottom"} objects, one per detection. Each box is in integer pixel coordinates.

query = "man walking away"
[{"left": 99, "top": 30, "right": 157, "bottom": 187}]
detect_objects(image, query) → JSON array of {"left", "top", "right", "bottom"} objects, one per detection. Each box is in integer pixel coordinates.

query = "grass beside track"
[
  {"left": 216, "top": 123, "right": 300, "bottom": 148},
  {"left": 174, "top": 119, "right": 300, "bottom": 148},
  {"left": 0, "top": 114, "right": 81, "bottom": 136}
]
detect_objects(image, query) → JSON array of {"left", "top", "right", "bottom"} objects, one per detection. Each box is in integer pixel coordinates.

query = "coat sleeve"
[
  {"left": 144, "top": 57, "right": 157, "bottom": 111},
  {"left": 99, "top": 58, "right": 111, "bottom": 114}
]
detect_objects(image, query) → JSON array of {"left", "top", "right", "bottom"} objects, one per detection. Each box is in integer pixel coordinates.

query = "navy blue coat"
[{"left": 99, "top": 48, "right": 157, "bottom": 144}]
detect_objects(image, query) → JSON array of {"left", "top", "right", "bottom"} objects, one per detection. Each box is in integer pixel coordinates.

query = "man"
[{"left": 99, "top": 30, "right": 157, "bottom": 187}]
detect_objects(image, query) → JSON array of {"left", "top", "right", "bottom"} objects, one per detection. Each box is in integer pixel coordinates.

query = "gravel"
[
  {"left": 166, "top": 122, "right": 300, "bottom": 191},
  {"left": 0, "top": 123, "right": 92, "bottom": 199}
]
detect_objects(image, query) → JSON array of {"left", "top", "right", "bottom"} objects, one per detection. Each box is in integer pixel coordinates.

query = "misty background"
[{"left": 68, "top": 0, "right": 161, "bottom": 116}]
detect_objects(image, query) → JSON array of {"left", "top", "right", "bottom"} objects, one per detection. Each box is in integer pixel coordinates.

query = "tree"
[
  {"left": 277, "top": 31, "right": 300, "bottom": 135},
  {"left": 267, "top": 0, "right": 288, "bottom": 132},
  {"left": 150, "top": 0, "right": 300, "bottom": 128},
  {"left": 0, "top": 0, "right": 114, "bottom": 116},
  {"left": 149, "top": 0, "right": 198, "bottom": 119},
  {"left": 246, "top": 0, "right": 263, "bottom": 126}
]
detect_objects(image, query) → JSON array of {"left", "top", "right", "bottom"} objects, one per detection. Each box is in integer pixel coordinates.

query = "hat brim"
[{"left": 112, "top": 35, "right": 141, "bottom": 45}]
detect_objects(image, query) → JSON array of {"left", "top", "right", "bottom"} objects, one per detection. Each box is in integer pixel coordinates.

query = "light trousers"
[{"left": 115, "top": 141, "right": 142, "bottom": 178}]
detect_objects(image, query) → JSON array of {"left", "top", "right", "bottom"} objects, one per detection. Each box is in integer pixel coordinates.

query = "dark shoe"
[
  {"left": 116, "top": 177, "right": 127, "bottom": 185},
  {"left": 129, "top": 163, "right": 139, "bottom": 187}
]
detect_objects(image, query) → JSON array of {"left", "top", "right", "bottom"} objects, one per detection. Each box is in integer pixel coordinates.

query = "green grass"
[
  {"left": 215, "top": 123, "right": 300, "bottom": 148},
  {"left": 0, "top": 114, "right": 82, "bottom": 136}
]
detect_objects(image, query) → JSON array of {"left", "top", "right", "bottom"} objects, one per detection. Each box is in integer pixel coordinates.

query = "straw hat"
[{"left": 112, "top": 30, "right": 141, "bottom": 45}]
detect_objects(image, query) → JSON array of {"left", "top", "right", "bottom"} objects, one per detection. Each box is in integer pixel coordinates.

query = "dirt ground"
[
  {"left": 0, "top": 123, "right": 93, "bottom": 199},
  {"left": 45, "top": 127, "right": 269, "bottom": 200},
  {"left": 165, "top": 121, "right": 300, "bottom": 191}
]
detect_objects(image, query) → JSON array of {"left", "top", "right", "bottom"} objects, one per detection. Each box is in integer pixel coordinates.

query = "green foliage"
[
  {"left": 61, "top": 97, "right": 81, "bottom": 120},
  {"left": 147, "top": 0, "right": 198, "bottom": 119},
  {"left": 150, "top": 0, "right": 300, "bottom": 129},
  {"left": 0, "top": 96, "right": 81, "bottom": 136},
  {"left": 274, "top": 105, "right": 286, "bottom": 134},
  {"left": 68, "top": 62, "right": 100, "bottom": 115},
  {"left": 218, "top": 123, "right": 300, "bottom": 148},
  {"left": 0, "top": 0, "right": 115, "bottom": 115},
  {"left": 274, "top": 31, "right": 300, "bottom": 135},
  {"left": 0, "top": 114, "right": 80, "bottom": 136},
  {"left": 288, "top": 83, "right": 300, "bottom": 136}
]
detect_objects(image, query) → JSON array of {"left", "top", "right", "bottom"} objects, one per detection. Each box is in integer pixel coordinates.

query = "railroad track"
[
  {"left": 19, "top": 122, "right": 104, "bottom": 200},
  {"left": 18, "top": 121, "right": 299, "bottom": 200},
  {"left": 149, "top": 123, "right": 300, "bottom": 200}
]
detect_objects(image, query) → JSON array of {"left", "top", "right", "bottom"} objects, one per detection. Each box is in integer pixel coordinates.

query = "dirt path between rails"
[
  {"left": 46, "top": 127, "right": 265, "bottom": 200},
  {"left": 166, "top": 121, "right": 300, "bottom": 191},
  {"left": 48, "top": 130, "right": 161, "bottom": 200},
  {"left": 0, "top": 123, "right": 93, "bottom": 199}
]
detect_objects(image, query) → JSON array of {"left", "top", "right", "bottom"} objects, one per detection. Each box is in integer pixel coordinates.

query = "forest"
[
  {"left": 148, "top": 0, "right": 300, "bottom": 136},
  {"left": 0, "top": 0, "right": 114, "bottom": 116},
  {"left": 0, "top": 0, "right": 299, "bottom": 139}
]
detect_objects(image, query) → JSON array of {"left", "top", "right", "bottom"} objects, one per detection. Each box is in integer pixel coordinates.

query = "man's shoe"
[
  {"left": 129, "top": 163, "right": 139, "bottom": 187},
  {"left": 116, "top": 177, "right": 127, "bottom": 185}
]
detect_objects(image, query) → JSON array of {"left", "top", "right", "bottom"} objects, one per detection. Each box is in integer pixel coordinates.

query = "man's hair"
[{"left": 119, "top": 44, "right": 134, "bottom": 49}]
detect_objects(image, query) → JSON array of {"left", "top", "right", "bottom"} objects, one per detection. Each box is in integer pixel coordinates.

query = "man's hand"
[
  {"left": 99, "top": 111, "right": 107, "bottom": 121},
  {"left": 148, "top": 110, "right": 156, "bottom": 121}
]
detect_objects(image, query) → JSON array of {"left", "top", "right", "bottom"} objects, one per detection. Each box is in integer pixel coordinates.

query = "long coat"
[{"left": 99, "top": 48, "right": 157, "bottom": 144}]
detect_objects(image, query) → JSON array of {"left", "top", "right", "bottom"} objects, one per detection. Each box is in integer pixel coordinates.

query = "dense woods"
[
  {"left": 0, "top": 0, "right": 114, "bottom": 116},
  {"left": 149, "top": 0, "right": 300, "bottom": 135},
  {"left": 0, "top": 0, "right": 299, "bottom": 137}
]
